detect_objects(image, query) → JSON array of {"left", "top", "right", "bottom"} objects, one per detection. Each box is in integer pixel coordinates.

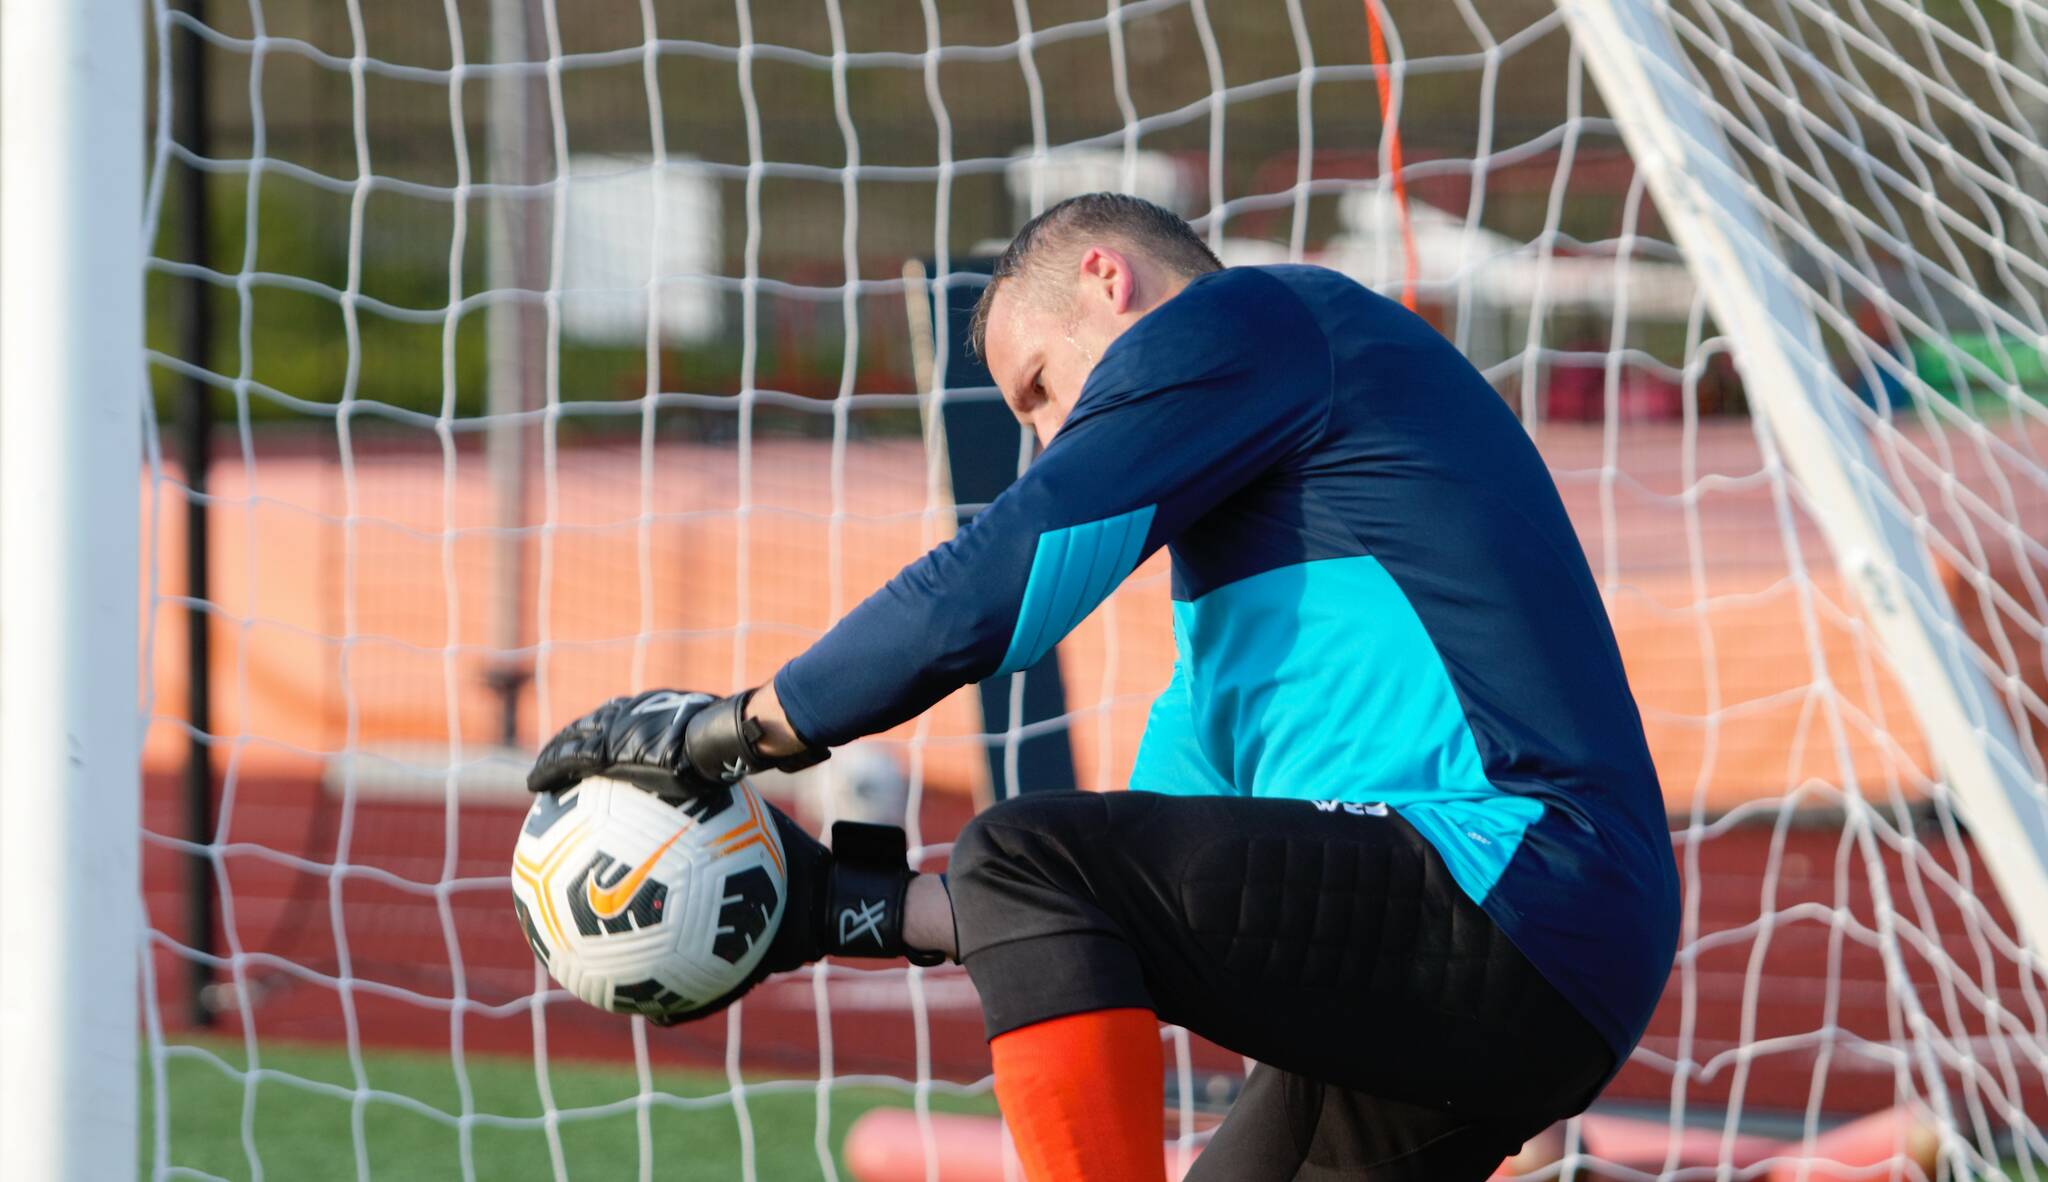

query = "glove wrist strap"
[
  {"left": 682, "top": 688, "right": 829, "bottom": 784},
  {"left": 824, "top": 822, "right": 945, "bottom": 967}
]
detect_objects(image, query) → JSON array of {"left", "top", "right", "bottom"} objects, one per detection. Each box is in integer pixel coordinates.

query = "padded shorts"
[{"left": 948, "top": 790, "right": 1614, "bottom": 1181}]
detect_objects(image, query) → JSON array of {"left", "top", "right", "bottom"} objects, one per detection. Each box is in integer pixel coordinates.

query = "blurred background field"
[
  {"left": 145, "top": 1035, "right": 997, "bottom": 1181},
  {"left": 136, "top": 0, "right": 2048, "bottom": 1177},
  {"left": 148, "top": 0, "right": 2048, "bottom": 424}
]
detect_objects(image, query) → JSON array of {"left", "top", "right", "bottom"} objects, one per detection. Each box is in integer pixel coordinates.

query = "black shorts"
[{"left": 948, "top": 790, "right": 1615, "bottom": 1182}]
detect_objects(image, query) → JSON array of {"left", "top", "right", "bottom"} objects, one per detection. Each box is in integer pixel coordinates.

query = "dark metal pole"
[
  {"left": 174, "top": 0, "right": 216, "bottom": 1028},
  {"left": 486, "top": 0, "right": 548, "bottom": 750}
]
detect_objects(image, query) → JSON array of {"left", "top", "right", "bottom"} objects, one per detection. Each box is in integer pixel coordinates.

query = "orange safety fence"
[{"left": 140, "top": 420, "right": 2044, "bottom": 814}]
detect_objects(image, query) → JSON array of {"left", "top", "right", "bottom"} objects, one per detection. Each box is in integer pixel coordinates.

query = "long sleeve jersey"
[{"left": 775, "top": 264, "right": 1680, "bottom": 1061}]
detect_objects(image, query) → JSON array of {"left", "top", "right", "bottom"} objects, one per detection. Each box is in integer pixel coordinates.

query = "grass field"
[{"left": 142, "top": 1036, "right": 998, "bottom": 1181}]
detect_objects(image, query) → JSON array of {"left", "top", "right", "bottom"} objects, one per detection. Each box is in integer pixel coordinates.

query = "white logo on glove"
[
  {"left": 838, "top": 899, "right": 888, "bottom": 949},
  {"left": 629, "top": 690, "right": 714, "bottom": 728}
]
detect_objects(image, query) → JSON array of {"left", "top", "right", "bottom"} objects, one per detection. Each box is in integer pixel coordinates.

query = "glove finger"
[
  {"left": 608, "top": 690, "right": 714, "bottom": 771},
  {"left": 527, "top": 699, "right": 629, "bottom": 793},
  {"left": 606, "top": 763, "right": 693, "bottom": 801},
  {"left": 527, "top": 733, "right": 609, "bottom": 792},
  {"left": 526, "top": 750, "right": 608, "bottom": 795},
  {"left": 528, "top": 735, "right": 593, "bottom": 792}
]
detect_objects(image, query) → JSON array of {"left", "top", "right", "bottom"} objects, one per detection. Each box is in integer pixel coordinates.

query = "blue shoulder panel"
[{"left": 994, "top": 504, "right": 1157, "bottom": 677}]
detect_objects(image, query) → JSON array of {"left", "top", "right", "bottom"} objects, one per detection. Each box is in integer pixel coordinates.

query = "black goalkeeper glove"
[
  {"left": 646, "top": 806, "right": 946, "bottom": 1027},
  {"left": 526, "top": 688, "right": 828, "bottom": 801},
  {"left": 762, "top": 810, "right": 946, "bottom": 971}
]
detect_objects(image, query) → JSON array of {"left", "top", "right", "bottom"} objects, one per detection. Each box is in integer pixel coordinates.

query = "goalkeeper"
[{"left": 529, "top": 193, "right": 1680, "bottom": 1181}]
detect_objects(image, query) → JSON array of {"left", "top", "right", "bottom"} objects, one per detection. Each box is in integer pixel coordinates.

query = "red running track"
[{"left": 143, "top": 772, "right": 2048, "bottom": 1125}]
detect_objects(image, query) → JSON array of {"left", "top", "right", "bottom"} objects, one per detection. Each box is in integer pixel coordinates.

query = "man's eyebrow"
[{"left": 994, "top": 349, "right": 1030, "bottom": 396}]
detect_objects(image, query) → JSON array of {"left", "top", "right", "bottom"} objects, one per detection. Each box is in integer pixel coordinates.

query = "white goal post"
[
  {"left": 0, "top": 0, "right": 145, "bottom": 1177},
  {"left": 1562, "top": 0, "right": 2048, "bottom": 969}
]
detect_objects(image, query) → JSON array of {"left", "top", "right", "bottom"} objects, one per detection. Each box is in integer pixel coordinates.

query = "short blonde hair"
[{"left": 969, "top": 192, "right": 1221, "bottom": 359}]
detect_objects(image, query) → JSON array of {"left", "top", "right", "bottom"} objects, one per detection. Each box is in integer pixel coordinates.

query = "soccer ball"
[{"left": 509, "top": 775, "right": 788, "bottom": 1021}]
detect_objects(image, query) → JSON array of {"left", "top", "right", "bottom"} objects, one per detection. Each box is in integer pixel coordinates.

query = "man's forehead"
[{"left": 981, "top": 284, "right": 1039, "bottom": 379}]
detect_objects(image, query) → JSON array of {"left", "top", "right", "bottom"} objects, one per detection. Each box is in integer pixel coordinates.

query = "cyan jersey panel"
[
  {"left": 995, "top": 504, "right": 1157, "bottom": 677},
  {"left": 1128, "top": 663, "right": 1236, "bottom": 798},
  {"left": 1129, "top": 553, "right": 1542, "bottom": 903}
]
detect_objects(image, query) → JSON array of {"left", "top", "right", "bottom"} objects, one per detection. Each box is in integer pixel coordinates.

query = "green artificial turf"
[{"left": 141, "top": 1036, "right": 995, "bottom": 1181}]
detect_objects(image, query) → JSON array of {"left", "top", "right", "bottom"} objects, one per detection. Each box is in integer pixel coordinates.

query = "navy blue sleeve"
[{"left": 773, "top": 269, "right": 1334, "bottom": 748}]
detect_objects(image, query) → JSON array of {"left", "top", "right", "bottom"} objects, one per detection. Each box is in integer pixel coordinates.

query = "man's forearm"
[
  {"left": 903, "top": 874, "right": 958, "bottom": 960},
  {"left": 745, "top": 679, "right": 808, "bottom": 760}
]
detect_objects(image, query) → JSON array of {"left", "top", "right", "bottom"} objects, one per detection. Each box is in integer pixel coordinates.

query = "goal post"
[
  {"left": 0, "top": 0, "right": 146, "bottom": 1175},
  {"left": 1561, "top": 0, "right": 2048, "bottom": 965}
]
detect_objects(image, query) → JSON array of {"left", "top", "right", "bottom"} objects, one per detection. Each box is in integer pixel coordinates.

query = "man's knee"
[
  {"left": 951, "top": 792, "right": 1097, "bottom": 882},
  {"left": 947, "top": 792, "right": 1108, "bottom": 948},
  {"left": 947, "top": 792, "right": 1155, "bottom": 1036}
]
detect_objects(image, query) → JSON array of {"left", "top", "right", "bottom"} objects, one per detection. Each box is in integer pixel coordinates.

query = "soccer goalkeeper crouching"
[{"left": 529, "top": 193, "right": 1679, "bottom": 1182}]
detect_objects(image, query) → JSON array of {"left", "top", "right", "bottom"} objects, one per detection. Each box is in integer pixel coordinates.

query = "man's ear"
[{"left": 1075, "top": 246, "right": 1134, "bottom": 314}]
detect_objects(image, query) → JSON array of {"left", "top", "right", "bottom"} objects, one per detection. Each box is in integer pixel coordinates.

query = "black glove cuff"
[
  {"left": 681, "top": 688, "right": 830, "bottom": 784},
  {"left": 825, "top": 822, "right": 945, "bottom": 967}
]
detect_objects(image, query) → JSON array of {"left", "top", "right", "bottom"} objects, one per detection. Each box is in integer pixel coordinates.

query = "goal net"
[{"left": 130, "top": 0, "right": 2048, "bottom": 1178}]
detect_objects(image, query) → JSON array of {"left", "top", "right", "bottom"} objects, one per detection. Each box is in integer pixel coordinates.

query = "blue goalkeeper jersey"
[{"left": 775, "top": 264, "right": 1680, "bottom": 1060}]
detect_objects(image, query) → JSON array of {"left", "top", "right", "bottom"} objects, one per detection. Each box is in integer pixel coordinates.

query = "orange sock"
[{"left": 990, "top": 1007, "right": 1166, "bottom": 1182}]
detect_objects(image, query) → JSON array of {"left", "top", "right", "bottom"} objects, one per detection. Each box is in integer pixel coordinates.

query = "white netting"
[{"left": 137, "top": 0, "right": 2047, "bottom": 1178}]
